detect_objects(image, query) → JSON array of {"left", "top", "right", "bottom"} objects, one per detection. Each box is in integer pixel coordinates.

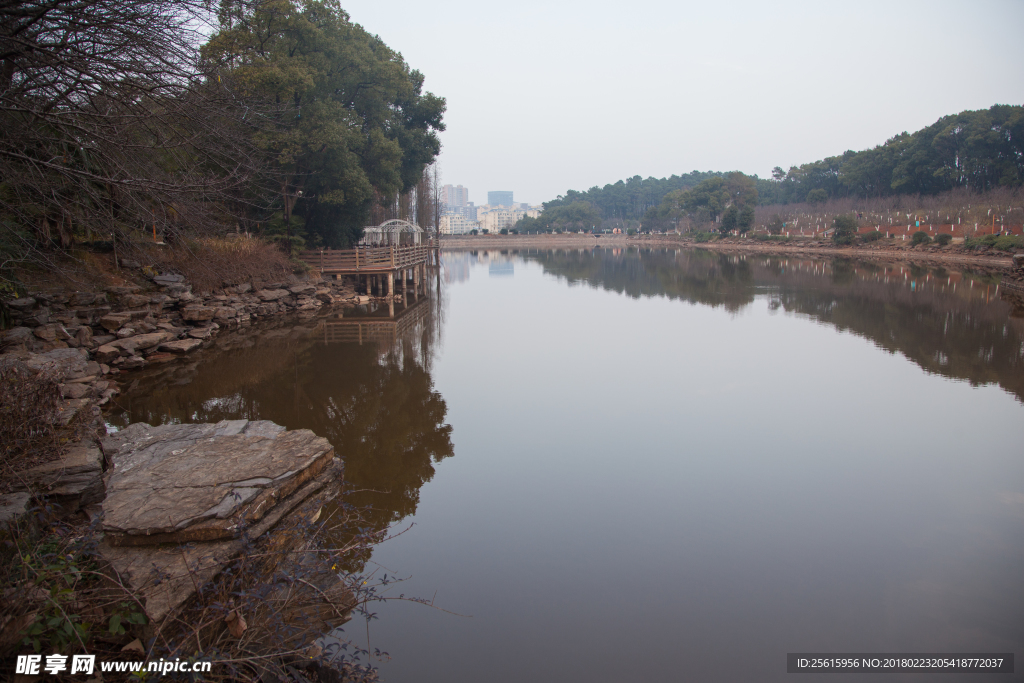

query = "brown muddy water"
[{"left": 107, "top": 248, "right": 1024, "bottom": 682}]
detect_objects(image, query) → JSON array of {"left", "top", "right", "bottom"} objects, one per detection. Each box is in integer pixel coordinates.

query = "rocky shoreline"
[
  {"left": 0, "top": 266, "right": 383, "bottom": 530},
  {"left": 0, "top": 269, "right": 382, "bottom": 411}
]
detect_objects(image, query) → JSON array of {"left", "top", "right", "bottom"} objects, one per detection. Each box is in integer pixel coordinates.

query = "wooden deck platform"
[{"left": 298, "top": 243, "right": 435, "bottom": 275}]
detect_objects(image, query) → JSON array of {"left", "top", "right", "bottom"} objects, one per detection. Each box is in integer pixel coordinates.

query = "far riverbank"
[{"left": 439, "top": 234, "right": 1019, "bottom": 273}]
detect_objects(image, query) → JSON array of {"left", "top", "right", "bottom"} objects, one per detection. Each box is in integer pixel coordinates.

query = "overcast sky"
[{"left": 340, "top": 0, "right": 1024, "bottom": 205}]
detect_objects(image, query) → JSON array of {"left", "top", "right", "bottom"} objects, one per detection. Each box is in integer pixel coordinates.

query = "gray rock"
[
  {"left": 7, "top": 297, "right": 37, "bottom": 311},
  {"left": 61, "top": 382, "right": 90, "bottom": 399},
  {"left": 73, "top": 306, "right": 112, "bottom": 325},
  {"left": 0, "top": 492, "right": 32, "bottom": 523},
  {"left": 12, "top": 441, "right": 105, "bottom": 505},
  {"left": 94, "top": 332, "right": 171, "bottom": 361},
  {"left": 181, "top": 306, "right": 217, "bottom": 322},
  {"left": 100, "top": 313, "right": 132, "bottom": 331},
  {"left": 289, "top": 283, "right": 316, "bottom": 295},
  {"left": 122, "top": 294, "right": 151, "bottom": 308},
  {"left": 236, "top": 283, "right": 252, "bottom": 293},
  {"left": 116, "top": 327, "right": 136, "bottom": 339},
  {"left": 23, "top": 348, "right": 90, "bottom": 378},
  {"left": 101, "top": 420, "right": 334, "bottom": 545},
  {"left": 2, "top": 326, "right": 34, "bottom": 349},
  {"left": 119, "top": 355, "right": 147, "bottom": 370},
  {"left": 256, "top": 289, "right": 290, "bottom": 301},
  {"left": 24, "top": 308, "right": 49, "bottom": 327},
  {"left": 98, "top": 459, "right": 339, "bottom": 624},
  {"left": 187, "top": 327, "right": 214, "bottom": 340},
  {"left": 152, "top": 273, "right": 184, "bottom": 286},
  {"left": 75, "top": 326, "right": 93, "bottom": 347},
  {"left": 158, "top": 339, "right": 203, "bottom": 354}
]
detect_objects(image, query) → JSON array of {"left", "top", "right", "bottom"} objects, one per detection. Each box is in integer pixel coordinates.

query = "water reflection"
[
  {"left": 517, "top": 247, "right": 1024, "bottom": 402},
  {"left": 107, "top": 285, "right": 453, "bottom": 561}
]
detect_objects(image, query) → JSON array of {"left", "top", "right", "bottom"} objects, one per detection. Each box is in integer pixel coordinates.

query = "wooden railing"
[{"left": 298, "top": 243, "right": 434, "bottom": 273}]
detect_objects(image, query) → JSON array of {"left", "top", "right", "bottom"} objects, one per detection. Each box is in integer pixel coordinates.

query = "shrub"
[
  {"left": 968, "top": 234, "right": 1024, "bottom": 250},
  {"left": 627, "top": 228, "right": 637, "bottom": 236},
  {"left": 1, "top": 363, "right": 74, "bottom": 486},
  {"left": 832, "top": 214, "right": 857, "bottom": 245},
  {"left": 934, "top": 233, "right": 952, "bottom": 246},
  {"left": 862, "top": 230, "right": 884, "bottom": 242},
  {"left": 693, "top": 231, "right": 716, "bottom": 243},
  {"left": 768, "top": 215, "right": 784, "bottom": 235},
  {"left": 911, "top": 231, "right": 931, "bottom": 245}
]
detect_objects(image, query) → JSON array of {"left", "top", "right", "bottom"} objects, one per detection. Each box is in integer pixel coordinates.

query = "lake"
[{"left": 108, "top": 247, "right": 1024, "bottom": 682}]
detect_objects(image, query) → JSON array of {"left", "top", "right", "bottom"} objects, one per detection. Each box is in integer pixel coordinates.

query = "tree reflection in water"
[
  {"left": 107, "top": 292, "right": 453, "bottom": 571},
  {"left": 523, "top": 247, "right": 1024, "bottom": 402}
]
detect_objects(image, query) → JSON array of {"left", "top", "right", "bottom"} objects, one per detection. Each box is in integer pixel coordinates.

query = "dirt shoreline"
[{"left": 439, "top": 234, "right": 1018, "bottom": 270}]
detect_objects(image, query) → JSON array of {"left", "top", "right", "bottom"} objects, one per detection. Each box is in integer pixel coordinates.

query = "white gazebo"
[{"left": 360, "top": 219, "right": 423, "bottom": 246}]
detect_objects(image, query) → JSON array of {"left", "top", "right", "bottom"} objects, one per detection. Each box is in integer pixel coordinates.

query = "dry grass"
[
  {"left": 0, "top": 362, "right": 87, "bottom": 493},
  {"left": 140, "top": 236, "right": 296, "bottom": 293}
]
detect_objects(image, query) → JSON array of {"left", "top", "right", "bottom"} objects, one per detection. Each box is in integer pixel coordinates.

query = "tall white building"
[{"left": 442, "top": 184, "right": 469, "bottom": 210}]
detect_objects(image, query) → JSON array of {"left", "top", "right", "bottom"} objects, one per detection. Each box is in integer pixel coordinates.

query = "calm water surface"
[{"left": 108, "top": 248, "right": 1024, "bottom": 682}]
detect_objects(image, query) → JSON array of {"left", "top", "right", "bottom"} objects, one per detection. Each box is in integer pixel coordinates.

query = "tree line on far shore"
[{"left": 530, "top": 105, "right": 1024, "bottom": 234}]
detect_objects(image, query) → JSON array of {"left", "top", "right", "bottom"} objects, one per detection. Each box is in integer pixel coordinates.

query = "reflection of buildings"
[
  {"left": 489, "top": 261, "right": 514, "bottom": 277},
  {"left": 442, "top": 251, "right": 472, "bottom": 284}
]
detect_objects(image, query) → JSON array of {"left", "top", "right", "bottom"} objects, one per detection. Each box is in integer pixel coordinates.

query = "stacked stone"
[{"left": 0, "top": 271, "right": 360, "bottom": 380}]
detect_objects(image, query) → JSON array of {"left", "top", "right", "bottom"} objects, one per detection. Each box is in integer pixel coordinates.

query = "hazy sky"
[{"left": 340, "top": 0, "right": 1024, "bottom": 205}]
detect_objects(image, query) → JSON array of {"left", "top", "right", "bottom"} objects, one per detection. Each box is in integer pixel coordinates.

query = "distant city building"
[
  {"left": 479, "top": 207, "right": 525, "bottom": 233},
  {"left": 439, "top": 214, "right": 478, "bottom": 235},
  {"left": 442, "top": 184, "right": 469, "bottom": 209},
  {"left": 447, "top": 202, "right": 477, "bottom": 221},
  {"left": 488, "top": 191, "right": 514, "bottom": 206}
]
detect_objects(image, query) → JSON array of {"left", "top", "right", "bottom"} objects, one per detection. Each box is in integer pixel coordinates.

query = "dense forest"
[
  {"left": 531, "top": 105, "right": 1024, "bottom": 232},
  {"left": 0, "top": 0, "right": 445, "bottom": 278}
]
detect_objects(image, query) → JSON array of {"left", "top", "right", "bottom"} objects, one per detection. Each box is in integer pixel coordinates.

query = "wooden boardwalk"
[
  {"left": 298, "top": 242, "right": 437, "bottom": 297},
  {"left": 298, "top": 243, "right": 435, "bottom": 275}
]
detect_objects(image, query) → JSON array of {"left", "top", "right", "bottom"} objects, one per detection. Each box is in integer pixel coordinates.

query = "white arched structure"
[{"left": 361, "top": 219, "right": 423, "bottom": 246}]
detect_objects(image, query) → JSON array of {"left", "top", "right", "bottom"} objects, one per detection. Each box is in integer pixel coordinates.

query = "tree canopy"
[
  {"left": 0, "top": 0, "right": 446, "bottom": 278},
  {"left": 203, "top": 0, "right": 445, "bottom": 247},
  {"left": 645, "top": 172, "right": 758, "bottom": 232},
  {"left": 760, "top": 105, "right": 1024, "bottom": 204}
]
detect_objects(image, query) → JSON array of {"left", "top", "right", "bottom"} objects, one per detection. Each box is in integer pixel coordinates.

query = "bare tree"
[{"left": 0, "top": 0, "right": 276, "bottom": 272}]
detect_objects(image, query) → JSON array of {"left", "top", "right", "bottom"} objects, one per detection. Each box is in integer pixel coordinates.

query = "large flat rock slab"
[
  {"left": 101, "top": 419, "right": 334, "bottom": 545},
  {"left": 99, "top": 462, "right": 340, "bottom": 623}
]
